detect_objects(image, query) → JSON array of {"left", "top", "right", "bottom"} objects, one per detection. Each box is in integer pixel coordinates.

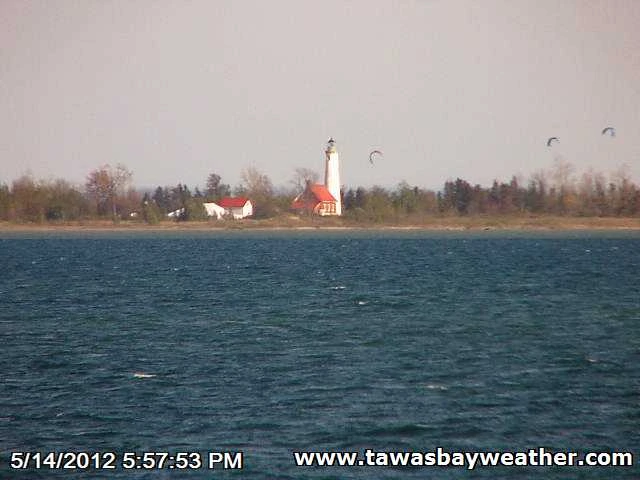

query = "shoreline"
[{"left": 2, "top": 216, "right": 640, "bottom": 232}]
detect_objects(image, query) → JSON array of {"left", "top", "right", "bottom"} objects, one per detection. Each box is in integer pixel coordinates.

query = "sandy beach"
[{"left": 2, "top": 216, "right": 640, "bottom": 233}]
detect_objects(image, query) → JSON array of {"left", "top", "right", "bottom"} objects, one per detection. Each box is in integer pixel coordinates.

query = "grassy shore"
[{"left": 1, "top": 215, "right": 640, "bottom": 232}]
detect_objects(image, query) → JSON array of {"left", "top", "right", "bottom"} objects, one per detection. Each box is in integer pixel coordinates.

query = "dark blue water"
[{"left": 1, "top": 231, "right": 639, "bottom": 478}]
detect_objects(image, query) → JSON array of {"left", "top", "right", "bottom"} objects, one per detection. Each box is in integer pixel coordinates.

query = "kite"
[
  {"left": 601, "top": 127, "right": 615, "bottom": 137},
  {"left": 369, "top": 150, "right": 383, "bottom": 164}
]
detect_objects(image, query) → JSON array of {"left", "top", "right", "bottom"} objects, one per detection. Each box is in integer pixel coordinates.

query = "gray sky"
[{"left": 2, "top": 0, "right": 639, "bottom": 192}]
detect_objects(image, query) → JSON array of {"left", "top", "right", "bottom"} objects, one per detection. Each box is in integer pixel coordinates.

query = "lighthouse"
[
  {"left": 290, "top": 137, "right": 342, "bottom": 216},
  {"left": 324, "top": 138, "right": 342, "bottom": 215}
]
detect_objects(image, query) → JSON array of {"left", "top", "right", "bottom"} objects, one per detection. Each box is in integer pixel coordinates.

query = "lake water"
[{"left": 1, "top": 230, "right": 638, "bottom": 478}]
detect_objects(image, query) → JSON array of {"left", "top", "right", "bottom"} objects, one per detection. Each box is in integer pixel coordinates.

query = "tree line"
[{"left": 0, "top": 160, "right": 638, "bottom": 223}]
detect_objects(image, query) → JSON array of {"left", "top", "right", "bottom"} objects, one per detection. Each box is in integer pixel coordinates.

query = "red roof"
[
  {"left": 291, "top": 183, "right": 338, "bottom": 212},
  {"left": 218, "top": 196, "right": 250, "bottom": 208},
  {"left": 308, "top": 184, "right": 336, "bottom": 202}
]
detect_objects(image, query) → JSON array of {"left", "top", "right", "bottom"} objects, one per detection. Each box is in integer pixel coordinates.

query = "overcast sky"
[{"left": 1, "top": 0, "right": 639, "bottom": 192}]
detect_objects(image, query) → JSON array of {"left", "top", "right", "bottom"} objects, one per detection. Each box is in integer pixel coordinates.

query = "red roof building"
[
  {"left": 217, "top": 197, "right": 253, "bottom": 219},
  {"left": 291, "top": 182, "right": 339, "bottom": 216},
  {"left": 218, "top": 197, "right": 250, "bottom": 208}
]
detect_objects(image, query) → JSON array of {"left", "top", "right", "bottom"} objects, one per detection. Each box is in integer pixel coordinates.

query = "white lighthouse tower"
[{"left": 324, "top": 137, "right": 342, "bottom": 215}]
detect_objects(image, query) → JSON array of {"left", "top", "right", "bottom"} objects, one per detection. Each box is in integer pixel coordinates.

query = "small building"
[
  {"left": 291, "top": 182, "right": 339, "bottom": 216},
  {"left": 218, "top": 197, "right": 253, "bottom": 219},
  {"left": 203, "top": 202, "right": 226, "bottom": 219},
  {"left": 167, "top": 207, "right": 185, "bottom": 218}
]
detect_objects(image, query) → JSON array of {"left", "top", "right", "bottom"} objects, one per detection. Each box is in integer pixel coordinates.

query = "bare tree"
[
  {"left": 237, "top": 166, "right": 275, "bottom": 218},
  {"left": 550, "top": 158, "right": 575, "bottom": 213},
  {"left": 11, "top": 174, "right": 46, "bottom": 221},
  {"left": 85, "top": 163, "right": 132, "bottom": 218},
  {"left": 290, "top": 167, "right": 319, "bottom": 193},
  {"left": 551, "top": 158, "right": 575, "bottom": 192},
  {"left": 610, "top": 163, "right": 636, "bottom": 214},
  {"left": 239, "top": 166, "right": 274, "bottom": 198}
]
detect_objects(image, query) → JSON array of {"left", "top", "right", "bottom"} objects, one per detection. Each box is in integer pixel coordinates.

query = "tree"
[
  {"left": 488, "top": 180, "right": 501, "bottom": 212},
  {"left": 610, "top": 164, "right": 637, "bottom": 215},
  {"left": 11, "top": 175, "right": 46, "bottom": 222},
  {"left": 183, "top": 197, "right": 208, "bottom": 221},
  {"left": 414, "top": 188, "right": 438, "bottom": 215},
  {"left": 366, "top": 186, "right": 395, "bottom": 222},
  {"left": 118, "top": 188, "right": 142, "bottom": 218},
  {"left": 85, "top": 163, "right": 132, "bottom": 219},
  {"left": 141, "top": 193, "right": 162, "bottom": 224},
  {"left": 291, "top": 167, "right": 319, "bottom": 193},
  {"left": 454, "top": 178, "right": 473, "bottom": 214},
  {"left": 205, "top": 173, "right": 230, "bottom": 200},
  {"left": 550, "top": 158, "right": 575, "bottom": 214},
  {"left": 393, "top": 181, "right": 419, "bottom": 215},
  {"left": 239, "top": 167, "right": 273, "bottom": 198},
  {"left": 592, "top": 171, "right": 608, "bottom": 215},
  {"left": 342, "top": 188, "right": 357, "bottom": 211},
  {"left": 440, "top": 178, "right": 473, "bottom": 215},
  {"left": 237, "top": 167, "right": 275, "bottom": 218},
  {"left": 45, "top": 179, "right": 89, "bottom": 221},
  {"left": 169, "top": 183, "right": 191, "bottom": 220},
  {"left": 354, "top": 187, "right": 368, "bottom": 209},
  {"left": 152, "top": 186, "right": 171, "bottom": 213},
  {"left": 525, "top": 169, "right": 548, "bottom": 213},
  {"left": 0, "top": 182, "right": 9, "bottom": 220},
  {"left": 468, "top": 183, "right": 488, "bottom": 214}
]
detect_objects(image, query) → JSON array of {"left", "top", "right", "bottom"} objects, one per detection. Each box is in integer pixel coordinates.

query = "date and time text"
[{"left": 6, "top": 451, "right": 243, "bottom": 471}]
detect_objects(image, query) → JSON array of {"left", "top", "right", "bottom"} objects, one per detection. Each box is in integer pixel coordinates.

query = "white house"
[
  {"left": 203, "top": 202, "right": 226, "bottom": 219},
  {"left": 218, "top": 197, "right": 253, "bottom": 219}
]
